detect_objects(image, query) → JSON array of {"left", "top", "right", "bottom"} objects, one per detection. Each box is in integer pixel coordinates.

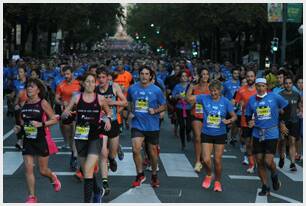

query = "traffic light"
[{"left": 271, "top": 37, "right": 279, "bottom": 53}]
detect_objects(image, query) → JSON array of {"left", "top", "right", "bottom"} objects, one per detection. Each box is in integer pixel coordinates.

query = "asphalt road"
[{"left": 3, "top": 104, "right": 303, "bottom": 203}]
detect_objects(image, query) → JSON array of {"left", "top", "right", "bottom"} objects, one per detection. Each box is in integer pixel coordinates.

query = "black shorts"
[
  {"left": 54, "top": 104, "right": 62, "bottom": 115},
  {"left": 191, "top": 116, "right": 203, "bottom": 122},
  {"left": 22, "top": 137, "right": 49, "bottom": 157},
  {"left": 75, "top": 138, "right": 103, "bottom": 158},
  {"left": 241, "top": 127, "right": 252, "bottom": 139},
  {"left": 252, "top": 138, "right": 278, "bottom": 154},
  {"left": 285, "top": 122, "right": 300, "bottom": 139},
  {"left": 105, "top": 120, "right": 120, "bottom": 139},
  {"left": 131, "top": 128, "right": 159, "bottom": 145},
  {"left": 201, "top": 133, "right": 226, "bottom": 145}
]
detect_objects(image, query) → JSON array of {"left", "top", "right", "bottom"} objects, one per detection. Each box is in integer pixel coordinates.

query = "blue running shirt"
[{"left": 128, "top": 83, "right": 166, "bottom": 131}]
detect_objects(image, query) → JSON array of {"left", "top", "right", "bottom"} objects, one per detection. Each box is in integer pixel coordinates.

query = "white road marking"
[
  {"left": 274, "top": 157, "right": 303, "bottom": 182},
  {"left": 4, "top": 152, "right": 23, "bottom": 175},
  {"left": 3, "top": 129, "right": 15, "bottom": 141},
  {"left": 255, "top": 188, "right": 268, "bottom": 203},
  {"left": 110, "top": 184, "right": 161, "bottom": 203},
  {"left": 159, "top": 153, "right": 198, "bottom": 177},
  {"left": 270, "top": 192, "right": 301, "bottom": 203},
  {"left": 211, "top": 155, "right": 237, "bottom": 159},
  {"left": 3, "top": 146, "right": 19, "bottom": 149},
  {"left": 229, "top": 175, "right": 260, "bottom": 180}
]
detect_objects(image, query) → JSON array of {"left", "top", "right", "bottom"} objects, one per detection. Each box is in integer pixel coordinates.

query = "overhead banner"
[
  {"left": 287, "top": 3, "right": 302, "bottom": 23},
  {"left": 268, "top": 3, "right": 283, "bottom": 22}
]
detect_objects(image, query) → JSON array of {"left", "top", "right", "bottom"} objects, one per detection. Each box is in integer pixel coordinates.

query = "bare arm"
[
  {"left": 40, "top": 99, "right": 58, "bottom": 127},
  {"left": 186, "top": 83, "right": 196, "bottom": 104},
  {"left": 112, "top": 83, "right": 128, "bottom": 107}
]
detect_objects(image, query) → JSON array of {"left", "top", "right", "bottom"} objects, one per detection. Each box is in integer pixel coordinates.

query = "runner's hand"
[
  {"left": 104, "top": 118, "right": 111, "bottom": 131},
  {"left": 280, "top": 122, "right": 289, "bottom": 136},
  {"left": 148, "top": 108, "right": 155, "bottom": 115},
  {"left": 128, "top": 112, "right": 135, "bottom": 121},
  {"left": 248, "top": 120, "right": 255, "bottom": 128},
  {"left": 14, "top": 125, "right": 21, "bottom": 134},
  {"left": 31, "top": 121, "right": 43, "bottom": 128},
  {"left": 61, "top": 111, "right": 72, "bottom": 119},
  {"left": 222, "top": 119, "right": 232, "bottom": 125}
]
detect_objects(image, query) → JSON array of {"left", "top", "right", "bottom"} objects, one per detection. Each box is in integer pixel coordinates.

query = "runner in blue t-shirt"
[
  {"left": 171, "top": 71, "right": 192, "bottom": 150},
  {"left": 189, "top": 80, "right": 237, "bottom": 192},
  {"left": 127, "top": 66, "right": 166, "bottom": 189},
  {"left": 246, "top": 78, "right": 288, "bottom": 196},
  {"left": 222, "top": 67, "right": 241, "bottom": 146}
]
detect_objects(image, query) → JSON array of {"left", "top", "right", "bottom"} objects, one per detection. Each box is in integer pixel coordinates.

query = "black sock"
[
  {"left": 138, "top": 172, "right": 144, "bottom": 177},
  {"left": 84, "top": 178, "right": 94, "bottom": 203},
  {"left": 93, "top": 175, "right": 99, "bottom": 194}
]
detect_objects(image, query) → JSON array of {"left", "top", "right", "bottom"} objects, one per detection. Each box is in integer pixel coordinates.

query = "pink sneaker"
[
  {"left": 52, "top": 173, "right": 61, "bottom": 192},
  {"left": 202, "top": 175, "right": 212, "bottom": 189},
  {"left": 25, "top": 195, "right": 37, "bottom": 203},
  {"left": 214, "top": 181, "right": 223, "bottom": 192}
]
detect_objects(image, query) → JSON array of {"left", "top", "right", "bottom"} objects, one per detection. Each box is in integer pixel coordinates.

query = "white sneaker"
[
  {"left": 146, "top": 164, "right": 159, "bottom": 172},
  {"left": 242, "top": 156, "right": 249, "bottom": 165},
  {"left": 246, "top": 165, "right": 255, "bottom": 174}
]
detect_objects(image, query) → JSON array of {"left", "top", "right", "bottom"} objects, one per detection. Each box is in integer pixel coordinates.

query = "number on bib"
[
  {"left": 74, "top": 125, "right": 90, "bottom": 140},
  {"left": 24, "top": 125, "right": 38, "bottom": 139}
]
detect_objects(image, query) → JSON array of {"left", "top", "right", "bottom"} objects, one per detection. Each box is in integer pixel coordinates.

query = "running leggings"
[{"left": 176, "top": 108, "right": 192, "bottom": 146}]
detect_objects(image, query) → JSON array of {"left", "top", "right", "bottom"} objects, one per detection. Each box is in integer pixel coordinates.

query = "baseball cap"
[{"left": 255, "top": 78, "right": 267, "bottom": 84}]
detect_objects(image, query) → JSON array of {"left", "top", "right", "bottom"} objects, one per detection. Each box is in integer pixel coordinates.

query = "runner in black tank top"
[
  {"left": 62, "top": 73, "right": 112, "bottom": 203},
  {"left": 14, "top": 78, "right": 61, "bottom": 203},
  {"left": 96, "top": 68, "right": 128, "bottom": 196}
]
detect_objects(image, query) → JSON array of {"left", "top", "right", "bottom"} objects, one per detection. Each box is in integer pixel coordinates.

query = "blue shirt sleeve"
[
  {"left": 156, "top": 88, "right": 166, "bottom": 105},
  {"left": 127, "top": 87, "right": 133, "bottom": 102},
  {"left": 225, "top": 98, "right": 234, "bottom": 113},
  {"left": 245, "top": 97, "right": 254, "bottom": 116}
]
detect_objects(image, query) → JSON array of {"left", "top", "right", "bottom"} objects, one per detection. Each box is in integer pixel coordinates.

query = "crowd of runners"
[{"left": 3, "top": 52, "right": 303, "bottom": 202}]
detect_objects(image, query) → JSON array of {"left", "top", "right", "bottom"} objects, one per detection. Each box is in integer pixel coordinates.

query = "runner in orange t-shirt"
[
  {"left": 187, "top": 68, "right": 210, "bottom": 173},
  {"left": 114, "top": 62, "right": 133, "bottom": 129},
  {"left": 234, "top": 70, "right": 257, "bottom": 174},
  {"left": 55, "top": 66, "right": 81, "bottom": 173}
]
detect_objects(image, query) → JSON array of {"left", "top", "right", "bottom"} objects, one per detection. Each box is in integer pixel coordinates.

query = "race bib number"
[
  {"left": 135, "top": 99, "right": 149, "bottom": 113},
  {"left": 74, "top": 125, "right": 90, "bottom": 140},
  {"left": 256, "top": 106, "right": 271, "bottom": 120},
  {"left": 195, "top": 103, "right": 203, "bottom": 114},
  {"left": 24, "top": 125, "right": 37, "bottom": 139},
  {"left": 207, "top": 115, "right": 221, "bottom": 128}
]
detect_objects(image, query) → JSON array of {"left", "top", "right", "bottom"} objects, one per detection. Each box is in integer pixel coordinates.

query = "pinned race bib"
[
  {"left": 135, "top": 99, "right": 149, "bottom": 113},
  {"left": 74, "top": 125, "right": 90, "bottom": 140},
  {"left": 207, "top": 114, "right": 221, "bottom": 128},
  {"left": 180, "top": 91, "right": 186, "bottom": 98},
  {"left": 195, "top": 103, "right": 203, "bottom": 114},
  {"left": 256, "top": 106, "right": 271, "bottom": 120},
  {"left": 24, "top": 125, "right": 38, "bottom": 139}
]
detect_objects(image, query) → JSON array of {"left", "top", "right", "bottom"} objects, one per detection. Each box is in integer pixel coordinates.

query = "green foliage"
[{"left": 126, "top": 3, "right": 269, "bottom": 50}]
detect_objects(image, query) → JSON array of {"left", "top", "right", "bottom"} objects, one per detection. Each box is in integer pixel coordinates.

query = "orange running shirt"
[
  {"left": 114, "top": 71, "right": 133, "bottom": 95},
  {"left": 234, "top": 85, "right": 257, "bottom": 127},
  {"left": 191, "top": 84, "right": 210, "bottom": 119},
  {"left": 18, "top": 89, "right": 28, "bottom": 104},
  {"left": 56, "top": 80, "right": 81, "bottom": 103}
]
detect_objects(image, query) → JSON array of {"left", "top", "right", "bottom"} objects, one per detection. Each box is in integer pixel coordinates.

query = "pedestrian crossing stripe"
[
  {"left": 4, "top": 152, "right": 23, "bottom": 175},
  {"left": 255, "top": 188, "right": 301, "bottom": 203},
  {"left": 110, "top": 184, "right": 161, "bottom": 203}
]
